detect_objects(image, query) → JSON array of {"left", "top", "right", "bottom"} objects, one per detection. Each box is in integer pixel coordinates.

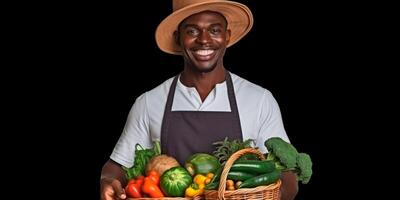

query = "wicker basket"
[
  {"left": 128, "top": 195, "right": 203, "bottom": 200},
  {"left": 127, "top": 198, "right": 190, "bottom": 200},
  {"left": 203, "top": 148, "right": 281, "bottom": 200}
]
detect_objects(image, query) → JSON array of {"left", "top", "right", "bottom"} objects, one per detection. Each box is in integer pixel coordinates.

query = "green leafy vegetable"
[
  {"left": 123, "top": 140, "right": 161, "bottom": 180},
  {"left": 212, "top": 137, "right": 258, "bottom": 164},
  {"left": 264, "top": 137, "right": 313, "bottom": 184}
]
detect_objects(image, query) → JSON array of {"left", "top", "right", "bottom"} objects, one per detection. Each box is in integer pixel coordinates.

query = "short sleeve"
[
  {"left": 110, "top": 93, "right": 151, "bottom": 168},
  {"left": 256, "top": 90, "right": 290, "bottom": 154}
]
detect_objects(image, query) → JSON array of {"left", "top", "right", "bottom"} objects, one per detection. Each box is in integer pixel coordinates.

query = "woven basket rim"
[
  {"left": 204, "top": 148, "right": 281, "bottom": 200},
  {"left": 204, "top": 179, "right": 281, "bottom": 197},
  {"left": 127, "top": 197, "right": 201, "bottom": 200}
]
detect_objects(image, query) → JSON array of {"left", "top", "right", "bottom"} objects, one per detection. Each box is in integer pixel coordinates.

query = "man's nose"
[{"left": 196, "top": 30, "right": 212, "bottom": 45}]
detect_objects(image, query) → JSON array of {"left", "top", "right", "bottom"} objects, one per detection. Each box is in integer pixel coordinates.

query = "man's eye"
[
  {"left": 210, "top": 28, "right": 221, "bottom": 34},
  {"left": 186, "top": 29, "right": 199, "bottom": 36}
]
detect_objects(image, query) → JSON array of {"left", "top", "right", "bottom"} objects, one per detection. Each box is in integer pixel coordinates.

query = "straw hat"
[{"left": 155, "top": 0, "right": 253, "bottom": 55}]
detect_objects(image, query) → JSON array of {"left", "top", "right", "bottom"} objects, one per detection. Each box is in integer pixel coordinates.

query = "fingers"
[
  {"left": 111, "top": 179, "right": 126, "bottom": 199},
  {"left": 101, "top": 184, "right": 116, "bottom": 200},
  {"left": 101, "top": 178, "right": 126, "bottom": 200}
]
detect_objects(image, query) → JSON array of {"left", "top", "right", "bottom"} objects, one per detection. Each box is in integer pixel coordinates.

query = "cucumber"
[
  {"left": 231, "top": 160, "right": 275, "bottom": 174},
  {"left": 227, "top": 171, "right": 257, "bottom": 181},
  {"left": 238, "top": 170, "right": 281, "bottom": 188}
]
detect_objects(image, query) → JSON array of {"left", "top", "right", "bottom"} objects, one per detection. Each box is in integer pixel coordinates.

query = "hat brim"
[{"left": 155, "top": 1, "right": 253, "bottom": 55}]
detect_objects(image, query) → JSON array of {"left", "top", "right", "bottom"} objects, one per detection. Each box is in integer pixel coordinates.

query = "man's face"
[{"left": 176, "top": 11, "right": 231, "bottom": 73}]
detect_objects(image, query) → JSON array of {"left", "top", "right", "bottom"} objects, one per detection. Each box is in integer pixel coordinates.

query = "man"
[{"left": 100, "top": 0, "right": 298, "bottom": 199}]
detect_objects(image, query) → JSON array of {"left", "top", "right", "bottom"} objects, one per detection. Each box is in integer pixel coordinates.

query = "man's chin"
[
  {"left": 195, "top": 63, "right": 217, "bottom": 73},
  {"left": 197, "top": 67, "right": 215, "bottom": 73}
]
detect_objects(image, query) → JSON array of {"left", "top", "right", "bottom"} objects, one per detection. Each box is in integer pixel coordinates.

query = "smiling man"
[
  {"left": 176, "top": 10, "right": 230, "bottom": 101},
  {"left": 178, "top": 11, "right": 229, "bottom": 71},
  {"left": 100, "top": 1, "right": 298, "bottom": 200}
]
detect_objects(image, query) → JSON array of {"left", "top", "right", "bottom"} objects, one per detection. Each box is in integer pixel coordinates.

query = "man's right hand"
[{"left": 100, "top": 177, "right": 127, "bottom": 200}]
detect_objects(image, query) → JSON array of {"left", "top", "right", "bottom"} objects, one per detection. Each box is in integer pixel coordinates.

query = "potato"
[{"left": 145, "top": 154, "right": 180, "bottom": 176}]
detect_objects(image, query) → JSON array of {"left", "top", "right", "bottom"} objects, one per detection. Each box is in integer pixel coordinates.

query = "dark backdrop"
[{"left": 17, "top": 1, "right": 380, "bottom": 199}]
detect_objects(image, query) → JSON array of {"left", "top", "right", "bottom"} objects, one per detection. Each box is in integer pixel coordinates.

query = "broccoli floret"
[
  {"left": 264, "top": 137, "right": 313, "bottom": 184},
  {"left": 296, "top": 153, "right": 312, "bottom": 184},
  {"left": 265, "top": 137, "right": 298, "bottom": 169}
]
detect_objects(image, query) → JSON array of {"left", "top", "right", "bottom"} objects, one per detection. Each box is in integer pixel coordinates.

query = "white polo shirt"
[{"left": 111, "top": 72, "right": 290, "bottom": 168}]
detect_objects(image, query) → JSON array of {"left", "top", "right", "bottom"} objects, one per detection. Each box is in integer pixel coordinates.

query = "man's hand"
[
  {"left": 280, "top": 171, "right": 298, "bottom": 200},
  {"left": 100, "top": 177, "right": 127, "bottom": 200}
]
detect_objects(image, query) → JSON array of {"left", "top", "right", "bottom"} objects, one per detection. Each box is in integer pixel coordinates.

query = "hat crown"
[
  {"left": 158, "top": 0, "right": 253, "bottom": 54},
  {"left": 173, "top": 0, "right": 226, "bottom": 11}
]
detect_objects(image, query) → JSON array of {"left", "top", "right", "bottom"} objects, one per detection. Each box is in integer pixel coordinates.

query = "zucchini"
[
  {"left": 231, "top": 160, "right": 275, "bottom": 174},
  {"left": 204, "top": 182, "right": 219, "bottom": 190},
  {"left": 238, "top": 170, "right": 281, "bottom": 188},
  {"left": 227, "top": 171, "right": 257, "bottom": 181}
]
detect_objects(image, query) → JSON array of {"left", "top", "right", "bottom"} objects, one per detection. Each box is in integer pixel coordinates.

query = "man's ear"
[
  {"left": 173, "top": 30, "right": 180, "bottom": 47},
  {"left": 225, "top": 29, "right": 231, "bottom": 44}
]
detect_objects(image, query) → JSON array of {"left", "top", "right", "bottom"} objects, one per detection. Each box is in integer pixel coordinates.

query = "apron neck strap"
[
  {"left": 165, "top": 70, "right": 238, "bottom": 115},
  {"left": 224, "top": 70, "right": 239, "bottom": 116}
]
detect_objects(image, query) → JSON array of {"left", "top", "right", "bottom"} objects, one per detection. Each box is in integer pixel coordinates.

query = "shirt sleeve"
[
  {"left": 110, "top": 93, "right": 151, "bottom": 168},
  {"left": 256, "top": 90, "right": 290, "bottom": 154}
]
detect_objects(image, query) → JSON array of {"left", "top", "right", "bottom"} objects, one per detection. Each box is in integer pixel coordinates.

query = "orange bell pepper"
[
  {"left": 142, "top": 177, "right": 164, "bottom": 198},
  {"left": 147, "top": 170, "right": 160, "bottom": 185}
]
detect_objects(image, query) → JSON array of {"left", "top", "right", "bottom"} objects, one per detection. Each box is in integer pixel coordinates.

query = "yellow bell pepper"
[
  {"left": 185, "top": 174, "right": 209, "bottom": 197},
  {"left": 205, "top": 173, "right": 214, "bottom": 184},
  {"left": 185, "top": 183, "right": 204, "bottom": 197},
  {"left": 193, "top": 174, "right": 207, "bottom": 186}
]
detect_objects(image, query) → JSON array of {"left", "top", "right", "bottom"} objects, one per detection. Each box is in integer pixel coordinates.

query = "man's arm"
[
  {"left": 280, "top": 171, "right": 298, "bottom": 200},
  {"left": 101, "top": 159, "right": 128, "bottom": 185},
  {"left": 100, "top": 159, "right": 128, "bottom": 200}
]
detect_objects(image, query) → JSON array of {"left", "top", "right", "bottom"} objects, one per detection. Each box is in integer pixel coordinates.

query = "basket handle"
[{"left": 217, "top": 148, "right": 265, "bottom": 200}]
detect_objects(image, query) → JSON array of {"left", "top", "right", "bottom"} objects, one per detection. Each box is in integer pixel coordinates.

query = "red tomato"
[{"left": 125, "top": 178, "right": 143, "bottom": 198}]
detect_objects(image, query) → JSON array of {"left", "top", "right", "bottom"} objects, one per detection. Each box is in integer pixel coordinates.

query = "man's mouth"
[
  {"left": 195, "top": 49, "right": 214, "bottom": 56},
  {"left": 193, "top": 49, "right": 216, "bottom": 61}
]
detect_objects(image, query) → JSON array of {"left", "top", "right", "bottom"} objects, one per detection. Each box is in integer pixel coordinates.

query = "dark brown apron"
[{"left": 160, "top": 71, "right": 243, "bottom": 165}]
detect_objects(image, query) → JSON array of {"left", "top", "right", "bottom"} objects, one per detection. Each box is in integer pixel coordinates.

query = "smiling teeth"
[{"left": 195, "top": 50, "right": 214, "bottom": 56}]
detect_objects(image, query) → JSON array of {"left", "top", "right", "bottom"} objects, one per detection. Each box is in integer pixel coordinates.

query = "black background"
[{"left": 8, "top": 0, "right": 388, "bottom": 199}]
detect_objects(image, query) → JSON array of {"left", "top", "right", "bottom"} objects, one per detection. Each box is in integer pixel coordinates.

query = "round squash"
[
  {"left": 160, "top": 166, "right": 192, "bottom": 197},
  {"left": 185, "top": 153, "right": 221, "bottom": 176}
]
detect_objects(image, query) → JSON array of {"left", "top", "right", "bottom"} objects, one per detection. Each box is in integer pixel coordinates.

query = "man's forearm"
[
  {"left": 280, "top": 171, "right": 298, "bottom": 200},
  {"left": 101, "top": 159, "right": 128, "bottom": 186}
]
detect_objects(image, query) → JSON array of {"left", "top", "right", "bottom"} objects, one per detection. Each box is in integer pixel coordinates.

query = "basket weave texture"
[
  {"left": 128, "top": 196, "right": 203, "bottom": 200},
  {"left": 128, "top": 196, "right": 204, "bottom": 200},
  {"left": 203, "top": 148, "right": 281, "bottom": 200}
]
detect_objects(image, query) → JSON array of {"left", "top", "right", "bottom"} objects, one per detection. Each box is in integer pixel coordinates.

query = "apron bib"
[{"left": 160, "top": 71, "right": 243, "bottom": 165}]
